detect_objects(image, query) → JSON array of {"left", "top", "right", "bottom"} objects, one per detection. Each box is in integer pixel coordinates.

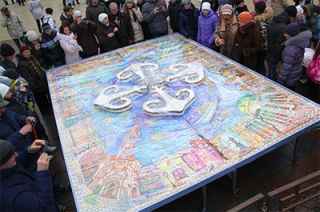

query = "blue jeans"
[{"left": 267, "top": 61, "right": 277, "bottom": 81}]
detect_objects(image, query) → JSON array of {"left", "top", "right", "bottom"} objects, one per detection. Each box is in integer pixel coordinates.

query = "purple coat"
[
  {"left": 278, "top": 30, "right": 312, "bottom": 88},
  {"left": 197, "top": 9, "right": 218, "bottom": 48}
]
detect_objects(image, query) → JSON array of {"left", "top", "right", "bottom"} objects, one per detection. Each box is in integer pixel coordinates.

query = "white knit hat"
[
  {"left": 0, "top": 76, "right": 12, "bottom": 87},
  {"left": 296, "top": 5, "right": 304, "bottom": 16},
  {"left": 98, "top": 13, "right": 108, "bottom": 23},
  {"left": 73, "top": 10, "right": 82, "bottom": 20},
  {"left": 26, "top": 30, "right": 39, "bottom": 42},
  {"left": 202, "top": 2, "right": 211, "bottom": 10},
  {"left": 0, "top": 83, "right": 10, "bottom": 98}
]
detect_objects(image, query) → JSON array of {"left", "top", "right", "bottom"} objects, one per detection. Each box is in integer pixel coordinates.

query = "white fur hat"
[
  {"left": 98, "top": 13, "right": 108, "bottom": 23},
  {"left": 26, "top": 30, "right": 39, "bottom": 42},
  {"left": 202, "top": 2, "right": 211, "bottom": 10}
]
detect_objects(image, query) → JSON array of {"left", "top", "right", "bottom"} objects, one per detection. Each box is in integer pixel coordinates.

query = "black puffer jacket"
[
  {"left": 168, "top": 0, "right": 182, "bottom": 32},
  {"left": 267, "top": 11, "right": 290, "bottom": 64}
]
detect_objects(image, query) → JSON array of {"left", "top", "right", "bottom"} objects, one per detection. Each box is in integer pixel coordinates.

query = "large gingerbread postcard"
[{"left": 47, "top": 34, "right": 320, "bottom": 211}]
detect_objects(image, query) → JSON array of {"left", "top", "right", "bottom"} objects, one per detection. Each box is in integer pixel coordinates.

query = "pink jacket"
[{"left": 307, "top": 55, "right": 320, "bottom": 84}]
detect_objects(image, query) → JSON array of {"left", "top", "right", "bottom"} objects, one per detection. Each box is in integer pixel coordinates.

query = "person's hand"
[
  {"left": 154, "top": 7, "right": 159, "bottom": 14},
  {"left": 26, "top": 116, "right": 36, "bottom": 125},
  {"left": 161, "top": 6, "right": 166, "bottom": 12},
  {"left": 73, "top": 34, "right": 78, "bottom": 40},
  {"left": 37, "top": 153, "right": 50, "bottom": 171},
  {"left": 108, "top": 32, "right": 114, "bottom": 37},
  {"left": 29, "top": 139, "right": 46, "bottom": 153},
  {"left": 113, "top": 27, "right": 118, "bottom": 32},
  {"left": 19, "top": 124, "right": 32, "bottom": 135},
  {"left": 132, "top": 7, "right": 137, "bottom": 12},
  {"left": 20, "top": 87, "right": 26, "bottom": 92},
  {"left": 217, "top": 38, "right": 225, "bottom": 45},
  {"left": 115, "top": 19, "right": 120, "bottom": 25}
]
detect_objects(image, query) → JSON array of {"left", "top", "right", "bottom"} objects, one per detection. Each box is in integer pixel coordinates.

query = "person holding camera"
[
  {"left": 0, "top": 139, "right": 60, "bottom": 211},
  {"left": 70, "top": 11, "right": 99, "bottom": 58},
  {"left": 97, "top": 13, "right": 121, "bottom": 52},
  {"left": 142, "top": 0, "right": 168, "bottom": 38}
]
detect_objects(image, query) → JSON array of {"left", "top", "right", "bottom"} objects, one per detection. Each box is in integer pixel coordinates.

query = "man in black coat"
[
  {"left": 108, "top": 2, "right": 134, "bottom": 46},
  {"left": 266, "top": 5, "right": 296, "bottom": 80},
  {"left": 168, "top": 0, "right": 182, "bottom": 32}
]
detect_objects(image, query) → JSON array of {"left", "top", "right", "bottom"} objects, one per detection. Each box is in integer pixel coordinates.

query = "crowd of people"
[{"left": 0, "top": 0, "right": 320, "bottom": 210}]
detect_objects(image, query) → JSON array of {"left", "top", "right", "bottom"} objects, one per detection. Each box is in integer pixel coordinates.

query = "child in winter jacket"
[
  {"left": 307, "top": 41, "right": 320, "bottom": 102},
  {"left": 278, "top": 22, "right": 312, "bottom": 89}
]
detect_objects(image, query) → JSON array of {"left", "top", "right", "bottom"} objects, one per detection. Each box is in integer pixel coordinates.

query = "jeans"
[{"left": 267, "top": 61, "right": 277, "bottom": 81}]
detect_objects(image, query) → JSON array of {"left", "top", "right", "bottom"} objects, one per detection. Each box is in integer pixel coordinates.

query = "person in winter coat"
[
  {"left": 137, "top": 0, "right": 151, "bottom": 39},
  {"left": 86, "top": 0, "right": 110, "bottom": 23},
  {"left": 168, "top": 0, "right": 182, "bottom": 32},
  {"left": 307, "top": 41, "right": 320, "bottom": 103},
  {"left": 18, "top": 45, "right": 51, "bottom": 114},
  {"left": 28, "top": 0, "right": 44, "bottom": 33},
  {"left": 0, "top": 43, "right": 17, "bottom": 72},
  {"left": 0, "top": 7, "right": 26, "bottom": 49},
  {"left": 123, "top": 0, "right": 145, "bottom": 43},
  {"left": 0, "top": 102, "right": 36, "bottom": 151},
  {"left": 2, "top": 69, "right": 37, "bottom": 115},
  {"left": 40, "top": 23, "right": 65, "bottom": 67},
  {"left": 233, "top": 11, "right": 261, "bottom": 70},
  {"left": 179, "top": 0, "right": 200, "bottom": 40},
  {"left": 254, "top": 1, "right": 273, "bottom": 75},
  {"left": 60, "top": 6, "right": 74, "bottom": 28},
  {"left": 197, "top": 2, "right": 218, "bottom": 47},
  {"left": 70, "top": 11, "right": 98, "bottom": 58},
  {"left": 96, "top": 13, "right": 121, "bottom": 52},
  {"left": 142, "top": 0, "right": 169, "bottom": 38},
  {"left": 0, "top": 139, "right": 59, "bottom": 211},
  {"left": 109, "top": 2, "right": 134, "bottom": 46},
  {"left": 307, "top": 6, "right": 320, "bottom": 47},
  {"left": 215, "top": 0, "right": 229, "bottom": 17},
  {"left": 22, "top": 30, "right": 49, "bottom": 69},
  {"left": 214, "top": 4, "right": 238, "bottom": 57},
  {"left": 59, "top": 25, "right": 82, "bottom": 64},
  {"left": 43, "top": 8, "right": 57, "bottom": 30},
  {"left": 278, "top": 23, "right": 312, "bottom": 89},
  {"left": 267, "top": 5, "right": 296, "bottom": 80}
]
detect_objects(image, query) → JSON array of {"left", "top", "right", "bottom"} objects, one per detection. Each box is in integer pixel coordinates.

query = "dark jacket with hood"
[
  {"left": 168, "top": 0, "right": 183, "bottom": 32},
  {"left": 0, "top": 148, "right": 58, "bottom": 212},
  {"left": 96, "top": 22, "right": 120, "bottom": 52},
  {"left": 0, "top": 108, "right": 31, "bottom": 151},
  {"left": 267, "top": 11, "right": 290, "bottom": 64},
  {"left": 70, "top": 19, "right": 99, "bottom": 58},
  {"left": 278, "top": 30, "right": 312, "bottom": 87},
  {"left": 86, "top": 2, "right": 110, "bottom": 23},
  {"left": 179, "top": 4, "right": 200, "bottom": 40},
  {"left": 142, "top": 0, "right": 169, "bottom": 34},
  {"left": 109, "top": 12, "right": 134, "bottom": 46}
]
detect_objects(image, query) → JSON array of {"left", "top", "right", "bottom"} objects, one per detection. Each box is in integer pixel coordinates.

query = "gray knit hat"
[{"left": 0, "top": 139, "right": 15, "bottom": 166}]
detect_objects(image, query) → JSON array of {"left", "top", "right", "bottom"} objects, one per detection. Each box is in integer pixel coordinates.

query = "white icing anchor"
[
  {"left": 143, "top": 86, "right": 195, "bottom": 115},
  {"left": 94, "top": 85, "right": 147, "bottom": 112},
  {"left": 166, "top": 62, "right": 205, "bottom": 84},
  {"left": 117, "top": 63, "right": 159, "bottom": 83}
]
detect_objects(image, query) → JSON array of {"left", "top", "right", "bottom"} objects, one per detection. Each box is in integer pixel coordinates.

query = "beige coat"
[
  {"left": 214, "top": 15, "right": 239, "bottom": 58},
  {"left": 271, "top": 0, "right": 295, "bottom": 16},
  {"left": 0, "top": 13, "right": 26, "bottom": 39}
]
